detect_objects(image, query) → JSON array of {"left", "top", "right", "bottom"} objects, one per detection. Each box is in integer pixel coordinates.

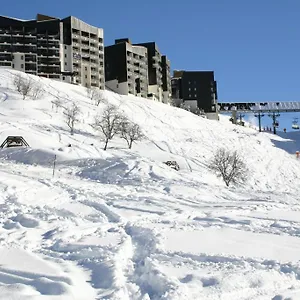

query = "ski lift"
[{"left": 292, "top": 118, "right": 299, "bottom": 130}]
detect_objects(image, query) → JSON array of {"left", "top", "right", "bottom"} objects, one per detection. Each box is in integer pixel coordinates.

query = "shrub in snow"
[
  {"left": 209, "top": 148, "right": 248, "bottom": 187},
  {"left": 180, "top": 102, "right": 191, "bottom": 112},
  {"left": 92, "top": 104, "right": 121, "bottom": 151},
  {"left": 164, "top": 161, "right": 180, "bottom": 171},
  {"left": 119, "top": 117, "right": 144, "bottom": 149},
  {"left": 194, "top": 107, "right": 207, "bottom": 118},
  {"left": 31, "top": 82, "right": 44, "bottom": 100},
  {"left": 13, "top": 74, "right": 33, "bottom": 100},
  {"left": 63, "top": 103, "right": 81, "bottom": 135}
]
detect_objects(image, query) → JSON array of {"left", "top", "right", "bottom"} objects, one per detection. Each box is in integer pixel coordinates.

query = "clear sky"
[{"left": 2, "top": 0, "right": 300, "bottom": 105}]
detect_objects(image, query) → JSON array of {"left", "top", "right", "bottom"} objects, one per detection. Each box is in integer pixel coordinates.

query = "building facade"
[
  {"left": 0, "top": 14, "right": 105, "bottom": 89},
  {"left": 134, "top": 42, "right": 163, "bottom": 102},
  {"left": 161, "top": 55, "right": 171, "bottom": 104},
  {"left": 172, "top": 70, "right": 218, "bottom": 119},
  {"left": 105, "top": 39, "right": 171, "bottom": 102},
  {"left": 105, "top": 39, "right": 148, "bottom": 97}
]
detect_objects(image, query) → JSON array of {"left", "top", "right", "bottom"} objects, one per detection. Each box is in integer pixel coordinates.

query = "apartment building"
[
  {"left": 105, "top": 39, "right": 148, "bottom": 97},
  {"left": 0, "top": 14, "right": 105, "bottom": 89},
  {"left": 133, "top": 42, "right": 164, "bottom": 102},
  {"left": 172, "top": 70, "right": 218, "bottom": 119}
]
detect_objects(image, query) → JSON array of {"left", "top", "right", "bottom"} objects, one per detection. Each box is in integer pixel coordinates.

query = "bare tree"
[
  {"left": 13, "top": 74, "right": 33, "bottom": 100},
  {"left": 31, "top": 82, "right": 44, "bottom": 100},
  {"left": 92, "top": 105, "right": 121, "bottom": 150},
  {"left": 209, "top": 148, "right": 248, "bottom": 187},
  {"left": 94, "top": 92, "right": 106, "bottom": 106},
  {"left": 119, "top": 117, "right": 144, "bottom": 149},
  {"left": 86, "top": 87, "right": 106, "bottom": 106},
  {"left": 52, "top": 98, "right": 64, "bottom": 113},
  {"left": 63, "top": 103, "right": 81, "bottom": 135}
]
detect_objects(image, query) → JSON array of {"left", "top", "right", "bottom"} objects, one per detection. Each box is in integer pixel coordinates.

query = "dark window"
[
  {"left": 64, "top": 46, "right": 67, "bottom": 49},
  {"left": 85, "top": 75, "right": 87, "bottom": 78},
  {"left": 85, "top": 67, "right": 87, "bottom": 71},
  {"left": 65, "top": 54, "right": 67, "bottom": 58},
  {"left": 21, "top": 55, "right": 24, "bottom": 60},
  {"left": 21, "top": 64, "right": 24, "bottom": 68},
  {"left": 12, "top": 64, "right": 14, "bottom": 68},
  {"left": 63, "top": 76, "right": 65, "bottom": 80},
  {"left": 65, "top": 62, "right": 67, "bottom": 66},
  {"left": 12, "top": 55, "right": 14, "bottom": 59}
]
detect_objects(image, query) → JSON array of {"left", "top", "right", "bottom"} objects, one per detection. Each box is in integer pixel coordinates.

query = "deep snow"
[{"left": 0, "top": 69, "right": 300, "bottom": 299}]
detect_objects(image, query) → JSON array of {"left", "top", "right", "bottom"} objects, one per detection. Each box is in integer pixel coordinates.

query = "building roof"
[{"left": 0, "top": 15, "right": 35, "bottom": 22}]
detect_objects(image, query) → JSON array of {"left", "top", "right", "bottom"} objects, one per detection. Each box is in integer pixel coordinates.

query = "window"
[
  {"left": 189, "top": 94, "right": 191, "bottom": 98},
  {"left": 189, "top": 88, "right": 191, "bottom": 91},
  {"left": 12, "top": 55, "right": 14, "bottom": 59},
  {"left": 63, "top": 76, "right": 65, "bottom": 80},
  {"left": 194, "top": 94, "right": 197, "bottom": 97},
  {"left": 194, "top": 88, "right": 197, "bottom": 91},
  {"left": 65, "top": 54, "right": 67, "bottom": 58},
  {"left": 21, "top": 55, "right": 24, "bottom": 60},
  {"left": 21, "top": 64, "right": 24, "bottom": 68},
  {"left": 188, "top": 81, "right": 191, "bottom": 84},
  {"left": 85, "top": 67, "right": 87, "bottom": 71},
  {"left": 12, "top": 64, "right": 14, "bottom": 68},
  {"left": 85, "top": 75, "right": 87, "bottom": 79},
  {"left": 64, "top": 46, "right": 67, "bottom": 49}
]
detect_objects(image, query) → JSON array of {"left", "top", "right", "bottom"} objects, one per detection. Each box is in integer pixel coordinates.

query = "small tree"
[
  {"left": 209, "top": 148, "right": 248, "bottom": 187},
  {"left": 63, "top": 103, "right": 81, "bottom": 135},
  {"left": 86, "top": 87, "right": 106, "bottom": 106},
  {"left": 13, "top": 74, "right": 33, "bottom": 100},
  {"left": 119, "top": 117, "right": 144, "bottom": 149},
  {"left": 92, "top": 104, "right": 121, "bottom": 150}
]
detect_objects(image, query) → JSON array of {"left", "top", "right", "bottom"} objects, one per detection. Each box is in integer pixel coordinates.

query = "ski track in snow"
[{"left": 0, "top": 69, "right": 300, "bottom": 299}]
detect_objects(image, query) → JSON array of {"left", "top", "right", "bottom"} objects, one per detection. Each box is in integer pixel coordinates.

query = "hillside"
[{"left": 0, "top": 69, "right": 300, "bottom": 299}]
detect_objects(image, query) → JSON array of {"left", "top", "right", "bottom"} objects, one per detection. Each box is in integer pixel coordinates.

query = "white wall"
[
  {"left": 162, "top": 91, "right": 171, "bottom": 104},
  {"left": 206, "top": 112, "right": 219, "bottom": 120},
  {"left": 185, "top": 100, "right": 198, "bottom": 111},
  {"left": 61, "top": 44, "right": 73, "bottom": 72},
  {"left": 106, "top": 80, "right": 128, "bottom": 95},
  {"left": 81, "top": 64, "right": 91, "bottom": 87},
  {"left": 12, "top": 53, "right": 25, "bottom": 72},
  {"left": 148, "top": 85, "right": 163, "bottom": 102}
]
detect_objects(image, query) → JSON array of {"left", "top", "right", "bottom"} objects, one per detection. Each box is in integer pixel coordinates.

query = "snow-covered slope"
[{"left": 0, "top": 69, "right": 300, "bottom": 299}]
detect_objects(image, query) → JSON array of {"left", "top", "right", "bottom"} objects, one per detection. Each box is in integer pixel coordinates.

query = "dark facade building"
[
  {"left": 133, "top": 41, "right": 164, "bottom": 102},
  {"left": 172, "top": 70, "right": 218, "bottom": 118},
  {"left": 161, "top": 55, "right": 171, "bottom": 103},
  {"left": 0, "top": 14, "right": 105, "bottom": 88},
  {"left": 105, "top": 39, "right": 148, "bottom": 97}
]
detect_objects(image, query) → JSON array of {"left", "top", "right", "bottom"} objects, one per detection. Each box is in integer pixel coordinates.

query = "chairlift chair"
[{"left": 292, "top": 118, "right": 299, "bottom": 130}]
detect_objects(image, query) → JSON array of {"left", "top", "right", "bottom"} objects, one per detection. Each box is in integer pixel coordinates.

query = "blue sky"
[{"left": 2, "top": 0, "right": 300, "bottom": 130}]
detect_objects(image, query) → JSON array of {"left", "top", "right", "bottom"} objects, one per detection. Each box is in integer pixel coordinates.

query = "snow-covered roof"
[{"left": 0, "top": 15, "right": 35, "bottom": 22}]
